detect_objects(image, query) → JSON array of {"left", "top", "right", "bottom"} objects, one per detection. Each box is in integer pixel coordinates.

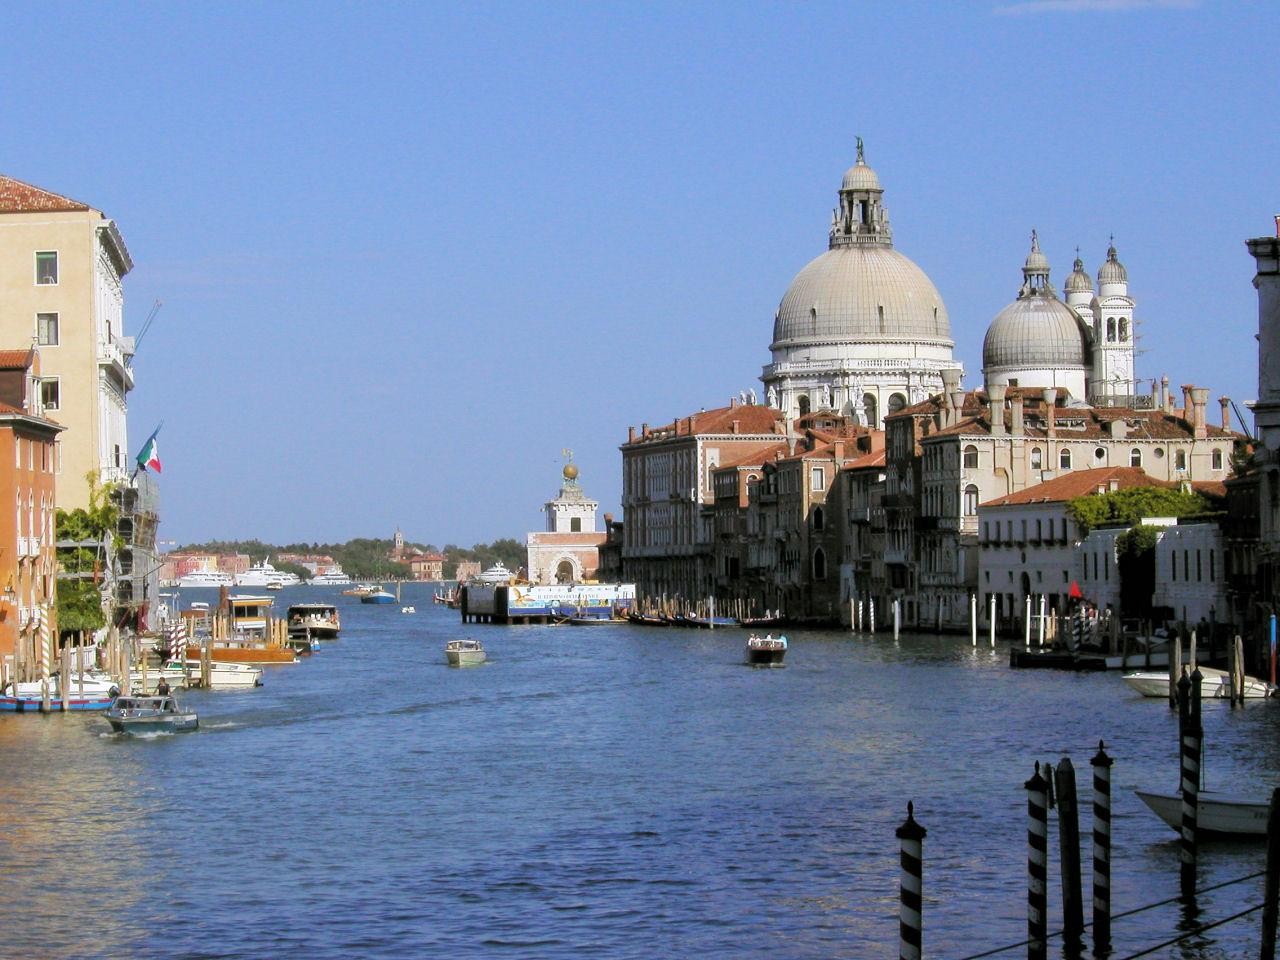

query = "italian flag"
[{"left": 136, "top": 428, "right": 162, "bottom": 473}]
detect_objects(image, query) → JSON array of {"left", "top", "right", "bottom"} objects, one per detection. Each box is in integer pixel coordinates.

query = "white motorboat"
[
  {"left": 1123, "top": 666, "right": 1273, "bottom": 699},
  {"left": 1135, "top": 789, "right": 1272, "bottom": 837},
  {"left": 7, "top": 671, "right": 120, "bottom": 699},
  {"left": 159, "top": 659, "right": 263, "bottom": 689},
  {"left": 176, "top": 570, "right": 234, "bottom": 589},
  {"left": 287, "top": 603, "right": 340, "bottom": 640},
  {"left": 470, "top": 563, "right": 514, "bottom": 585},
  {"left": 309, "top": 569, "right": 353, "bottom": 586},
  {"left": 445, "top": 638, "right": 486, "bottom": 666},
  {"left": 746, "top": 634, "right": 788, "bottom": 666},
  {"left": 235, "top": 558, "right": 301, "bottom": 588}
]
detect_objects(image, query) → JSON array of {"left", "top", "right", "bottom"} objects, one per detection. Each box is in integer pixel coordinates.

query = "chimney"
[
  {"left": 731, "top": 419, "right": 741, "bottom": 435},
  {"left": 834, "top": 440, "right": 846, "bottom": 467},
  {"left": 988, "top": 384, "right": 1007, "bottom": 437},
  {"left": 1220, "top": 396, "right": 1231, "bottom": 430},
  {"left": 1109, "top": 418, "right": 1128, "bottom": 439},
  {"left": 1181, "top": 384, "right": 1194, "bottom": 421},
  {"left": 1011, "top": 396, "right": 1024, "bottom": 437},
  {"left": 641, "top": 422, "right": 650, "bottom": 438},
  {"left": 1042, "top": 388, "right": 1057, "bottom": 439},
  {"left": 1151, "top": 380, "right": 1160, "bottom": 408},
  {"left": 628, "top": 426, "right": 636, "bottom": 443},
  {"left": 949, "top": 390, "right": 966, "bottom": 426},
  {"left": 730, "top": 396, "right": 739, "bottom": 408},
  {"left": 1191, "top": 387, "right": 1209, "bottom": 439},
  {"left": 1160, "top": 375, "right": 1170, "bottom": 412}
]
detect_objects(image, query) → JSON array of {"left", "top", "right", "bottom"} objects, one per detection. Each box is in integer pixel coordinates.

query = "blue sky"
[{"left": 3, "top": 0, "right": 1275, "bottom": 546}]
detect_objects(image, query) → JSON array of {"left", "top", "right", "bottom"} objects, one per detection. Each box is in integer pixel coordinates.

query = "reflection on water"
[{"left": 1, "top": 585, "right": 1277, "bottom": 959}]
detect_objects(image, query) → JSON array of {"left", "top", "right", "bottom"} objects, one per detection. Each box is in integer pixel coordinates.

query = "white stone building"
[
  {"left": 761, "top": 142, "right": 962, "bottom": 429},
  {"left": 526, "top": 463, "right": 606, "bottom": 584}
]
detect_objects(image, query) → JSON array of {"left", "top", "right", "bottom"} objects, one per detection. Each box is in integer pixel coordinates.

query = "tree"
[
  {"left": 56, "top": 476, "right": 119, "bottom": 637},
  {"left": 1066, "top": 486, "right": 1212, "bottom": 537}
]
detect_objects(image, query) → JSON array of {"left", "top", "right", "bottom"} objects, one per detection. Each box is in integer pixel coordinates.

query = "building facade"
[{"left": 526, "top": 464, "right": 607, "bottom": 584}]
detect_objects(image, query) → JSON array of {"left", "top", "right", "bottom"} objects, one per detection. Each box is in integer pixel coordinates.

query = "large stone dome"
[{"left": 773, "top": 245, "right": 951, "bottom": 346}]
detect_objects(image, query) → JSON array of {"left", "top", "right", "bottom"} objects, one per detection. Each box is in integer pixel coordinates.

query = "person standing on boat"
[{"left": 156, "top": 677, "right": 171, "bottom": 697}]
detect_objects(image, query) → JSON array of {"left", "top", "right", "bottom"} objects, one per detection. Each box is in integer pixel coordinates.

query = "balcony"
[{"left": 98, "top": 337, "right": 135, "bottom": 391}]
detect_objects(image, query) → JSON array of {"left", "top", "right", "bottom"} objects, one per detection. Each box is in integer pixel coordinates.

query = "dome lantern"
[{"left": 830, "top": 137, "right": 892, "bottom": 249}]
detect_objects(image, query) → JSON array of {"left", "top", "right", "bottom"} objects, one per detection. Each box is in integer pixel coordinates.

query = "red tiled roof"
[
  {"left": 981, "top": 467, "right": 1165, "bottom": 507},
  {"left": 0, "top": 175, "right": 90, "bottom": 213},
  {"left": 0, "top": 349, "right": 34, "bottom": 370},
  {"left": 842, "top": 449, "right": 887, "bottom": 470},
  {"left": 631, "top": 404, "right": 783, "bottom": 443},
  {"left": 527, "top": 532, "right": 608, "bottom": 544}
]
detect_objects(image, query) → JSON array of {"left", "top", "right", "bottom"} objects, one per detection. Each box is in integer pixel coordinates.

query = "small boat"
[
  {"left": 445, "top": 638, "right": 486, "bottom": 666},
  {"left": 0, "top": 683, "right": 116, "bottom": 712},
  {"left": 567, "top": 614, "right": 622, "bottom": 625},
  {"left": 401, "top": 605, "right": 416, "bottom": 614},
  {"left": 1134, "top": 789, "right": 1271, "bottom": 837},
  {"left": 737, "top": 613, "right": 785, "bottom": 628},
  {"left": 162, "top": 659, "right": 262, "bottom": 688},
  {"left": 343, "top": 584, "right": 378, "bottom": 597},
  {"left": 310, "top": 568, "right": 353, "bottom": 586},
  {"left": 288, "top": 603, "right": 341, "bottom": 640},
  {"left": 1123, "top": 666, "right": 1273, "bottom": 699},
  {"left": 105, "top": 695, "right": 198, "bottom": 735},
  {"left": 184, "top": 645, "right": 297, "bottom": 665},
  {"left": 627, "top": 611, "right": 668, "bottom": 627},
  {"left": 361, "top": 590, "right": 396, "bottom": 604},
  {"left": 685, "top": 615, "right": 738, "bottom": 629},
  {"left": 746, "top": 634, "right": 788, "bottom": 666}
]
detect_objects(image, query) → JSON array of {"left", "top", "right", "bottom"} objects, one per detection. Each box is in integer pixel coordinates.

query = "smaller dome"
[
  {"left": 1065, "top": 256, "right": 1093, "bottom": 295},
  {"left": 983, "top": 297, "right": 1090, "bottom": 371},
  {"left": 842, "top": 159, "right": 881, "bottom": 192},
  {"left": 1097, "top": 243, "right": 1127, "bottom": 284},
  {"left": 1024, "top": 238, "right": 1049, "bottom": 274}
]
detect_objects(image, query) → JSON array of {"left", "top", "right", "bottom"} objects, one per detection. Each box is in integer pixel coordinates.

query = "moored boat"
[
  {"left": 105, "top": 695, "right": 198, "bottom": 735},
  {"left": 0, "top": 686, "right": 116, "bottom": 712},
  {"left": 185, "top": 645, "right": 297, "bottom": 665},
  {"left": 361, "top": 589, "right": 396, "bottom": 604},
  {"left": 287, "top": 603, "right": 341, "bottom": 641},
  {"left": 1134, "top": 789, "right": 1271, "bottom": 837},
  {"left": 1123, "top": 666, "right": 1272, "bottom": 699},
  {"left": 445, "top": 638, "right": 486, "bottom": 666},
  {"left": 309, "top": 568, "right": 353, "bottom": 586},
  {"left": 161, "top": 659, "right": 263, "bottom": 688},
  {"left": 746, "top": 634, "right": 787, "bottom": 666}
]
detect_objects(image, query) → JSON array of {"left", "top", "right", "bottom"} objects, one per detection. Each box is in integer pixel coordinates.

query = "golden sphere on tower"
[{"left": 563, "top": 463, "right": 579, "bottom": 481}]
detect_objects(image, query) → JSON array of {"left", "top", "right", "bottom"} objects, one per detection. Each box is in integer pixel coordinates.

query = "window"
[
  {"left": 35, "top": 251, "right": 57, "bottom": 285},
  {"left": 1094, "top": 447, "right": 1106, "bottom": 461},
  {"left": 1175, "top": 449, "right": 1187, "bottom": 471},
  {"left": 40, "top": 379, "right": 59, "bottom": 411},
  {"left": 1107, "top": 318, "right": 1116, "bottom": 342},
  {"left": 1119, "top": 318, "right": 1129, "bottom": 342},
  {"left": 963, "top": 445, "right": 978, "bottom": 468},
  {"left": 888, "top": 393, "right": 906, "bottom": 414},
  {"left": 1031, "top": 448, "right": 1043, "bottom": 469},
  {"left": 813, "top": 507, "right": 825, "bottom": 531},
  {"left": 1212, "top": 449, "right": 1223, "bottom": 471},
  {"left": 36, "top": 313, "right": 58, "bottom": 346},
  {"left": 812, "top": 548, "right": 827, "bottom": 580},
  {"left": 862, "top": 393, "right": 878, "bottom": 427},
  {"left": 798, "top": 395, "right": 811, "bottom": 416},
  {"left": 1059, "top": 448, "right": 1072, "bottom": 469},
  {"left": 963, "top": 484, "right": 978, "bottom": 516},
  {"left": 811, "top": 467, "right": 825, "bottom": 491},
  {"left": 1130, "top": 448, "right": 1142, "bottom": 468},
  {"left": 570, "top": 517, "right": 581, "bottom": 533}
]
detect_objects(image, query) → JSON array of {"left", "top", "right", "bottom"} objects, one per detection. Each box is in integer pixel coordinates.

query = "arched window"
[
  {"left": 813, "top": 548, "right": 827, "bottom": 581},
  {"left": 812, "top": 506, "right": 825, "bottom": 531},
  {"left": 798, "top": 395, "right": 811, "bottom": 416},
  {"left": 1031, "top": 447, "right": 1043, "bottom": 469},
  {"left": 1059, "top": 448, "right": 1072, "bottom": 469},
  {"left": 1212, "top": 448, "right": 1223, "bottom": 470},
  {"left": 888, "top": 393, "right": 906, "bottom": 414},
  {"left": 1130, "top": 448, "right": 1142, "bottom": 468},
  {"left": 862, "top": 393, "right": 878, "bottom": 427},
  {"left": 1119, "top": 318, "right": 1129, "bottom": 342},
  {"left": 963, "top": 484, "right": 979, "bottom": 516},
  {"left": 963, "top": 444, "right": 978, "bottom": 468},
  {"left": 1107, "top": 318, "right": 1116, "bottom": 342}
]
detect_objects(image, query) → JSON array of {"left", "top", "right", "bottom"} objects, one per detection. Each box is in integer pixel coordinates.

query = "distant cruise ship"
[
  {"left": 235, "top": 558, "right": 302, "bottom": 588},
  {"left": 309, "top": 568, "right": 353, "bottom": 586},
  {"left": 177, "top": 570, "right": 234, "bottom": 589}
]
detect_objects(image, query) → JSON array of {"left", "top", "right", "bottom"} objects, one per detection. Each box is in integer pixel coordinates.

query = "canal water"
[{"left": 2, "top": 583, "right": 1278, "bottom": 959}]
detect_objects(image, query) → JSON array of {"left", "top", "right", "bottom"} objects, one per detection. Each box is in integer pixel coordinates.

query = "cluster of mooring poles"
[{"left": 896, "top": 667, "right": 1280, "bottom": 958}]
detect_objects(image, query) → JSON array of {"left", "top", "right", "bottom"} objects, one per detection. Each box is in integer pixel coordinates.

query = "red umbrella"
[{"left": 1068, "top": 581, "right": 1084, "bottom": 600}]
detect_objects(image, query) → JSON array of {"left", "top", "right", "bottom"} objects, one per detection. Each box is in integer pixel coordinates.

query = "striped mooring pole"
[
  {"left": 1025, "top": 763, "right": 1050, "bottom": 960},
  {"left": 1178, "top": 666, "right": 1203, "bottom": 898},
  {"left": 896, "top": 802, "right": 926, "bottom": 960},
  {"left": 1091, "top": 740, "right": 1114, "bottom": 955}
]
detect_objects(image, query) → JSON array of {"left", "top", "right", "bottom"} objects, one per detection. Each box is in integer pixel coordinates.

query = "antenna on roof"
[{"left": 128, "top": 300, "right": 163, "bottom": 365}]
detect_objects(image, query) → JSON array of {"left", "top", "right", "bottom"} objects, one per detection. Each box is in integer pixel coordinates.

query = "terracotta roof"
[
  {"left": 527, "top": 532, "right": 608, "bottom": 545},
  {"left": 0, "top": 175, "right": 90, "bottom": 213},
  {"left": 925, "top": 403, "right": 1239, "bottom": 443},
  {"left": 716, "top": 443, "right": 789, "bottom": 470},
  {"left": 0, "top": 349, "right": 34, "bottom": 370},
  {"left": 842, "top": 449, "right": 887, "bottom": 471},
  {"left": 630, "top": 404, "right": 783, "bottom": 444},
  {"left": 981, "top": 467, "right": 1166, "bottom": 507}
]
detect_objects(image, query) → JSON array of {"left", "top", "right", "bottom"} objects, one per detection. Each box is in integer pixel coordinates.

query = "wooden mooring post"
[
  {"left": 1091, "top": 741, "right": 1113, "bottom": 955},
  {"left": 1054, "top": 758, "right": 1084, "bottom": 952},
  {"left": 896, "top": 802, "right": 926, "bottom": 960},
  {"left": 1025, "top": 763, "right": 1050, "bottom": 960},
  {"left": 1178, "top": 667, "right": 1203, "bottom": 898},
  {"left": 59, "top": 644, "right": 70, "bottom": 712}
]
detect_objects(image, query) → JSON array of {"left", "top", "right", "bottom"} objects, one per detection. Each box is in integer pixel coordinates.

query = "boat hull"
[
  {"left": 185, "top": 646, "right": 297, "bottom": 665},
  {"left": 107, "top": 714, "right": 199, "bottom": 734},
  {"left": 0, "top": 694, "right": 115, "bottom": 712},
  {"left": 746, "top": 648, "right": 786, "bottom": 666},
  {"left": 1123, "top": 667, "right": 1271, "bottom": 699},
  {"left": 446, "top": 650, "right": 487, "bottom": 666},
  {"left": 1135, "top": 790, "right": 1270, "bottom": 837}
]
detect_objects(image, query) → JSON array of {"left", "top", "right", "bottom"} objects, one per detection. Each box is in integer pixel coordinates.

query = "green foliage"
[
  {"left": 1066, "top": 486, "right": 1211, "bottom": 537},
  {"left": 1116, "top": 523, "right": 1160, "bottom": 558},
  {"left": 55, "top": 477, "right": 120, "bottom": 635}
]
